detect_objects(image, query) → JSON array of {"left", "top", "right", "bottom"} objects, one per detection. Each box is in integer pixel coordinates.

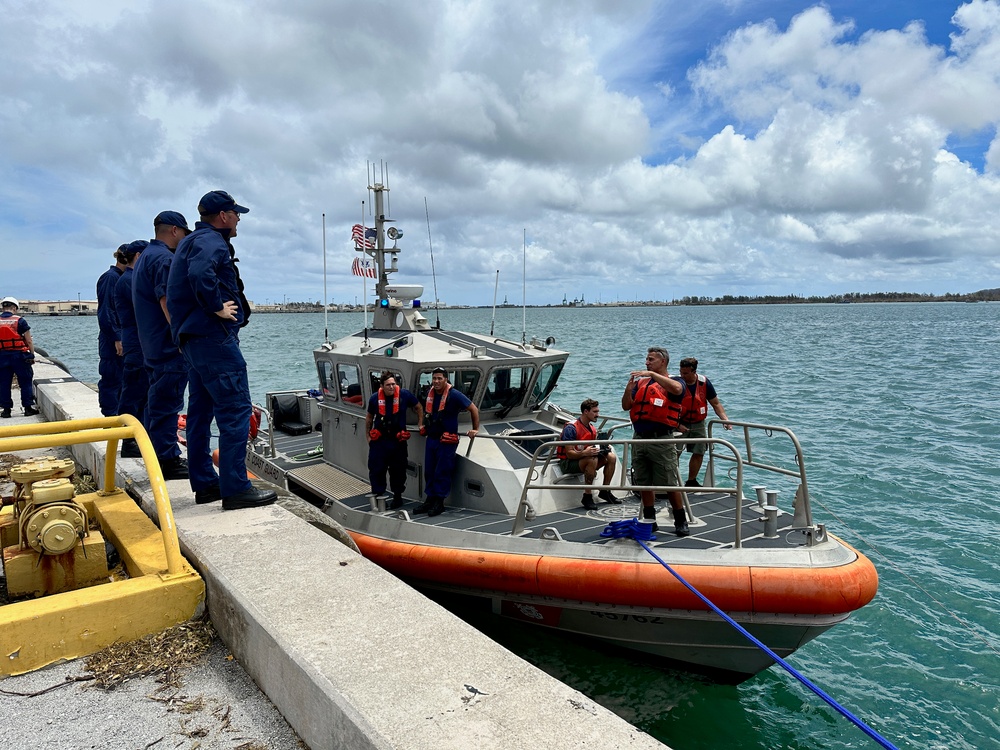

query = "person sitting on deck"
[{"left": 558, "top": 398, "right": 621, "bottom": 510}]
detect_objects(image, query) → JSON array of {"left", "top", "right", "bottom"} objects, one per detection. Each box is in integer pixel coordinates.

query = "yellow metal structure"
[{"left": 0, "top": 415, "right": 205, "bottom": 677}]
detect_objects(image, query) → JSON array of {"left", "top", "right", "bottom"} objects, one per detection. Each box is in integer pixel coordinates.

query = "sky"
[{"left": 3, "top": 0, "right": 999, "bottom": 306}]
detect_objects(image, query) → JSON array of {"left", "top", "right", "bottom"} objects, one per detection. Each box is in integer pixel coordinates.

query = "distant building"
[{"left": 19, "top": 299, "right": 98, "bottom": 315}]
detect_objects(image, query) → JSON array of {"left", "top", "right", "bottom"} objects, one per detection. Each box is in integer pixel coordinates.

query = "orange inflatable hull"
[{"left": 350, "top": 533, "right": 878, "bottom": 616}]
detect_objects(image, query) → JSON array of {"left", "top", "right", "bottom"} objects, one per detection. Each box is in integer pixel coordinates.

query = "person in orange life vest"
[
  {"left": 415, "top": 367, "right": 480, "bottom": 517},
  {"left": 558, "top": 398, "right": 620, "bottom": 510},
  {"left": 621, "top": 346, "right": 689, "bottom": 536},
  {"left": 0, "top": 297, "right": 38, "bottom": 419},
  {"left": 366, "top": 373, "right": 424, "bottom": 510},
  {"left": 676, "top": 357, "right": 732, "bottom": 487}
]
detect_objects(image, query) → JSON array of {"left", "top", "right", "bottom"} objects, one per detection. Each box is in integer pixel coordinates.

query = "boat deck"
[{"left": 260, "top": 429, "right": 811, "bottom": 551}]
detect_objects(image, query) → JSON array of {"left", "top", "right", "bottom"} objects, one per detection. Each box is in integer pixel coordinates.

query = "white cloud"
[{"left": 2, "top": 0, "right": 1000, "bottom": 306}]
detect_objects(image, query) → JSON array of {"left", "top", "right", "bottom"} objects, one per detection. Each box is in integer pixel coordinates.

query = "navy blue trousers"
[
  {"left": 117, "top": 352, "right": 148, "bottom": 425},
  {"left": 368, "top": 438, "right": 408, "bottom": 497},
  {"left": 0, "top": 351, "right": 34, "bottom": 410},
  {"left": 97, "top": 333, "right": 122, "bottom": 416},
  {"left": 423, "top": 438, "right": 458, "bottom": 499},
  {"left": 145, "top": 355, "right": 186, "bottom": 461},
  {"left": 181, "top": 333, "right": 250, "bottom": 497}
]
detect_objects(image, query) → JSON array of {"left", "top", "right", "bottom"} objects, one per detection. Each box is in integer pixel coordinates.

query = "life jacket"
[
  {"left": 0, "top": 316, "right": 28, "bottom": 352},
  {"left": 425, "top": 384, "right": 452, "bottom": 439},
  {"left": 679, "top": 374, "right": 708, "bottom": 425},
  {"left": 557, "top": 419, "right": 597, "bottom": 460},
  {"left": 371, "top": 387, "right": 401, "bottom": 438},
  {"left": 629, "top": 377, "right": 681, "bottom": 429}
]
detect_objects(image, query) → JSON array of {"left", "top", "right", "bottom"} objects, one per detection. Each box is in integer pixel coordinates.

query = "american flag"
[
  {"left": 351, "top": 224, "right": 377, "bottom": 249},
  {"left": 352, "top": 257, "right": 377, "bottom": 278}
]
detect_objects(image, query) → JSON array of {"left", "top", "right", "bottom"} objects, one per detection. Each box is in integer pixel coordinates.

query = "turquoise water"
[{"left": 28, "top": 303, "right": 1000, "bottom": 749}]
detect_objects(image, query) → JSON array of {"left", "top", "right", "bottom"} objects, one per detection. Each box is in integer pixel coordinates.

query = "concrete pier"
[{"left": 19, "top": 358, "right": 668, "bottom": 750}]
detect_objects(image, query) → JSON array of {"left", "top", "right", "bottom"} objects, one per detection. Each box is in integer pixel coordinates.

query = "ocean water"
[{"left": 27, "top": 302, "right": 1000, "bottom": 750}]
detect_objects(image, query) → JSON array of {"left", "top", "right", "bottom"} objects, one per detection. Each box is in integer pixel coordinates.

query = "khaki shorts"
[
  {"left": 683, "top": 419, "right": 708, "bottom": 454},
  {"left": 631, "top": 439, "right": 681, "bottom": 488}
]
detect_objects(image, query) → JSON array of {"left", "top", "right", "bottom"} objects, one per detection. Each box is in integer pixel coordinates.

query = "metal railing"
[
  {"left": 0, "top": 415, "right": 186, "bottom": 576},
  {"left": 464, "top": 419, "right": 814, "bottom": 547}
]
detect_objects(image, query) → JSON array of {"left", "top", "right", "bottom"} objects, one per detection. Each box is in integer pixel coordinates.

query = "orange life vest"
[
  {"left": 557, "top": 419, "right": 597, "bottom": 460},
  {"left": 629, "top": 377, "right": 681, "bottom": 429},
  {"left": 0, "top": 316, "right": 28, "bottom": 352},
  {"left": 372, "top": 387, "right": 401, "bottom": 436},
  {"left": 679, "top": 374, "right": 708, "bottom": 425}
]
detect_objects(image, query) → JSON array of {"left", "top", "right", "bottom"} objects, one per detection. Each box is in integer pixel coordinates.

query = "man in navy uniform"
[
  {"left": 416, "top": 367, "right": 479, "bottom": 516},
  {"left": 0, "top": 297, "right": 38, "bottom": 419},
  {"left": 96, "top": 247, "right": 127, "bottom": 416},
  {"left": 133, "top": 211, "right": 204, "bottom": 493},
  {"left": 366, "top": 373, "right": 423, "bottom": 509},
  {"left": 167, "top": 190, "right": 276, "bottom": 511}
]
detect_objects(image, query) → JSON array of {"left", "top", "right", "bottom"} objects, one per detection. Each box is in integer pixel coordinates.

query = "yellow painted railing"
[{"left": 0, "top": 415, "right": 185, "bottom": 576}]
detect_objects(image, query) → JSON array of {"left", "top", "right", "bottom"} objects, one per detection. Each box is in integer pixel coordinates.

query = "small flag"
[
  {"left": 352, "top": 257, "right": 377, "bottom": 278},
  {"left": 351, "top": 224, "right": 377, "bottom": 249}
]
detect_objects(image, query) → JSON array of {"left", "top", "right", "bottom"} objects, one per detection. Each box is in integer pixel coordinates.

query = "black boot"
[
  {"left": 389, "top": 494, "right": 404, "bottom": 510},
  {"left": 427, "top": 497, "right": 446, "bottom": 517},
  {"left": 413, "top": 497, "right": 434, "bottom": 514},
  {"left": 672, "top": 507, "right": 690, "bottom": 537},
  {"left": 642, "top": 504, "right": 658, "bottom": 532}
]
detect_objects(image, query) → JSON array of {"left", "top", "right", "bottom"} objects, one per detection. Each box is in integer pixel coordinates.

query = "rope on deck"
[{"left": 599, "top": 518, "right": 898, "bottom": 750}]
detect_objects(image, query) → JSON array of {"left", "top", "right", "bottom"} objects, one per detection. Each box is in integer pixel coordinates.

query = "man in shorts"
[
  {"left": 557, "top": 398, "right": 620, "bottom": 510},
  {"left": 676, "top": 357, "right": 732, "bottom": 487}
]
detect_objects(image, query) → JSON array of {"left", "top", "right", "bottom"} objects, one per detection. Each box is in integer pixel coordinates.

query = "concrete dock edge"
[{"left": 29, "top": 359, "right": 669, "bottom": 750}]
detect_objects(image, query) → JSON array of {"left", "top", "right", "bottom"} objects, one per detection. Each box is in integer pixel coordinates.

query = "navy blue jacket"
[
  {"left": 167, "top": 222, "right": 245, "bottom": 342},
  {"left": 132, "top": 239, "right": 180, "bottom": 364},
  {"left": 114, "top": 267, "right": 142, "bottom": 356},
  {"left": 96, "top": 265, "right": 123, "bottom": 339}
]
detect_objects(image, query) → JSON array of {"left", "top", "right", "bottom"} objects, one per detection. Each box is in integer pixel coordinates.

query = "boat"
[{"left": 246, "top": 177, "right": 878, "bottom": 682}]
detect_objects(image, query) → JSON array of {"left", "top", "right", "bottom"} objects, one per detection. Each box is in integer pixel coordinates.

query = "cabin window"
[
  {"left": 416, "top": 369, "right": 481, "bottom": 401},
  {"left": 337, "top": 363, "right": 363, "bottom": 406},
  {"left": 481, "top": 366, "right": 535, "bottom": 411},
  {"left": 529, "top": 362, "right": 563, "bottom": 407},
  {"left": 369, "top": 369, "right": 405, "bottom": 394},
  {"left": 317, "top": 360, "right": 336, "bottom": 399}
]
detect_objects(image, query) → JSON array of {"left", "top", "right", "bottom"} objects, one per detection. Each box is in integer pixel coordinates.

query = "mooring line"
[{"left": 600, "top": 519, "right": 899, "bottom": 750}]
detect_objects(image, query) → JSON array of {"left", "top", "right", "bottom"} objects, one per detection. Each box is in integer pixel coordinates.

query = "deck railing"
[{"left": 467, "top": 419, "right": 815, "bottom": 548}]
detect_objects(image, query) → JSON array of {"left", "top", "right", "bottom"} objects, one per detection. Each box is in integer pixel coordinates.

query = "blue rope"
[
  {"left": 603, "top": 521, "right": 898, "bottom": 749},
  {"left": 600, "top": 518, "right": 656, "bottom": 541}
]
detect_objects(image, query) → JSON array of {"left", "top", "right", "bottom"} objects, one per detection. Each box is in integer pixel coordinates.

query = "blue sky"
[{"left": 2, "top": 0, "right": 999, "bottom": 306}]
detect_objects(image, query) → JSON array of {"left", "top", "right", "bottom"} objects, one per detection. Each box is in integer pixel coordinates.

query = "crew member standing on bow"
[
  {"left": 0, "top": 297, "right": 38, "bottom": 419},
  {"left": 167, "top": 190, "right": 276, "bottom": 511},
  {"left": 133, "top": 212, "right": 200, "bottom": 492},
  {"left": 676, "top": 357, "right": 732, "bottom": 487},
  {"left": 621, "top": 346, "right": 689, "bottom": 536},
  {"left": 558, "top": 398, "right": 620, "bottom": 510},
  {"left": 115, "top": 241, "right": 164, "bottom": 469},
  {"left": 416, "top": 367, "right": 479, "bottom": 517},
  {"left": 96, "top": 246, "right": 127, "bottom": 416},
  {"left": 366, "top": 373, "right": 423, "bottom": 510}
]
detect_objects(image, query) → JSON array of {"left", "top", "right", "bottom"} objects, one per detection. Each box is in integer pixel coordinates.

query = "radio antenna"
[
  {"left": 490, "top": 270, "right": 500, "bottom": 336},
  {"left": 425, "top": 197, "right": 441, "bottom": 329},
  {"left": 521, "top": 228, "right": 527, "bottom": 345},
  {"left": 322, "top": 212, "right": 328, "bottom": 343}
]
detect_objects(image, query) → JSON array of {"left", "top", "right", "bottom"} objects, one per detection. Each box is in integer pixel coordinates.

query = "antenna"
[
  {"left": 490, "top": 269, "right": 499, "bottom": 336},
  {"left": 322, "top": 212, "right": 328, "bottom": 343},
  {"left": 425, "top": 197, "right": 441, "bottom": 329},
  {"left": 521, "top": 228, "right": 527, "bottom": 345}
]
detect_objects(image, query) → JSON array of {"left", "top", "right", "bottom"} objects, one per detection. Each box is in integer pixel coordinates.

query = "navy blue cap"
[
  {"left": 122, "top": 239, "right": 149, "bottom": 257},
  {"left": 153, "top": 210, "right": 191, "bottom": 232},
  {"left": 198, "top": 190, "right": 249, "bottom": 215}
]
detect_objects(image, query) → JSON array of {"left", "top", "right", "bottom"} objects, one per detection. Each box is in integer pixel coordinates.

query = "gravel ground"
[{"left": 0, "top": 636, "right": 306, "bottom": 750}]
